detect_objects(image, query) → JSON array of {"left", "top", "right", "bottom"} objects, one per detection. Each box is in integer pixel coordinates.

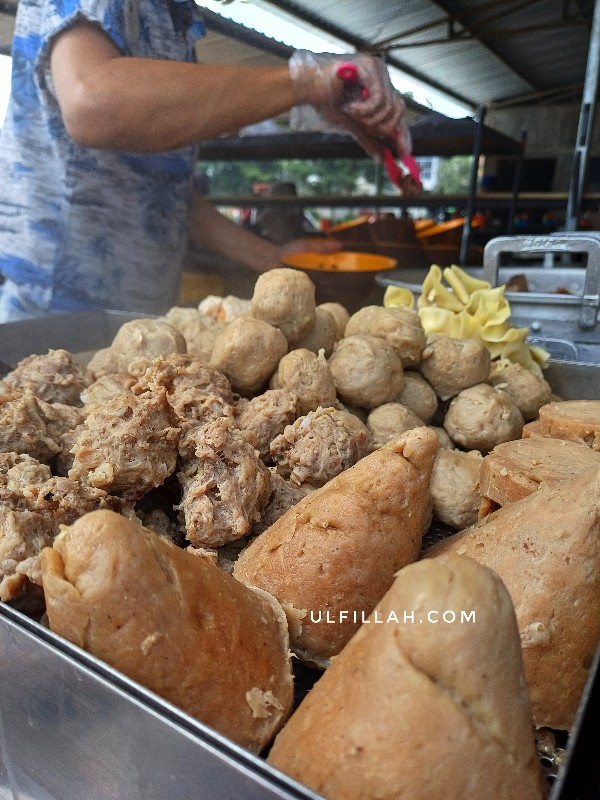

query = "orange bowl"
[
  {"left": 281, "top": 251, "right": 397, "bottom": 312},
  {"left": 281, "top": 251, "right": 397, "bottom": 274}
]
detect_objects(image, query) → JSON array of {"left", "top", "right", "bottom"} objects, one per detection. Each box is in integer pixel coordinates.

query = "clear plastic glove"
[{"left": 289, "top": 50, "right": 411, "bottom": 161}]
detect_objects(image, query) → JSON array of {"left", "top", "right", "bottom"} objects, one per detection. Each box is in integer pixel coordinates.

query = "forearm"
[
  {"left": 51, "top": 25, "right": 296, "bottom": 151},
  {"left": 190, "top": 195, "right": 282, "bottom": 273}
]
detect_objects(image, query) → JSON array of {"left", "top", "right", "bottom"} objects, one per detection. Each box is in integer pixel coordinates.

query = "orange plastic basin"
[{"left": 282, "top": 251, "right": 397, "bottom": 273}]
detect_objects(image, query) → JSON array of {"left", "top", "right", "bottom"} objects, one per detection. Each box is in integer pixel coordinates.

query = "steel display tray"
[{"left": 0, "top": 311, "right": 598, "bottom": 799}]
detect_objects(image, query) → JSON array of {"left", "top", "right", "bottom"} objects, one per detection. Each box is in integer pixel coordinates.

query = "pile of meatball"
[{"left": 0, "top": 268, "right": 552, "bottom": 604}]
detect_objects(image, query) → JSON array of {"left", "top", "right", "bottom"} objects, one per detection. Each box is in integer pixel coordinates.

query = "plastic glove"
[{"left": 289, "top": 50, "right": 411, "bottom": 161}]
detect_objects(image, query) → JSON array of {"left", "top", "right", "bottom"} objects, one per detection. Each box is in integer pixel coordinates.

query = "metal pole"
[
  {"left": 507, "top": 127, "right": 527, "bottom": 235},
  {"left": 459, "top": 104, "right": 486, "bottom": 267},
  {"left": 565, "top": 0, "right": 600, "bottom": 231}
]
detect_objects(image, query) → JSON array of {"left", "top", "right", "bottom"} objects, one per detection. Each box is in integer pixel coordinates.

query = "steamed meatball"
[
  {"left": 394, "top": 371, "right": 439, "bottom": 424},
  {"left": 87, "top": 319, "right": 187, "bottom": 377},
  {"left": 430, "top": 448, "right": 484, "bottom": 530},
  {"left": 317, "top": 302, "right": 350, "bottom": 340},
  {"left": 367, "top": 403, "right": 425, "bottom": 449},
  {"left": 487, "top": 361, "right": 552, "bottom": 422},
  {"left": 251, "top": 472, "right": 312, "bottom": 537},
  {"left": 444, "top": 383, "right": 524, "bottom": 453},
  {"left": 344, "top": 305, "right": 426, "bottom": 366},
  {"left": 270, "top": 349, "right": 336, "bottom": 417},
  {"left": 250, "top": 268, "right": 316, "bottom": 346},
  {"left": 1, "top": 349, "right": 92, "bottom": 407},
  {"left": 160, "top": 306, "right": 221, "bottom": 359},
  {"left": 270, "top": 406, "right": 370, "bottom": 487},
  {"left": 429, "top": 426, "right": 455, "bottom": 449},
  {"left": 295, "top": 307, "right": 337, "bottom": 358},
  {"left": 418, "top": 334, "right": 491, "bottom": 399},
  {"left": 210, "top": 316, "right": 287, "bottom": 396},
  {"left": 328, "top": 335, "right": 404, "bottom": 409}
]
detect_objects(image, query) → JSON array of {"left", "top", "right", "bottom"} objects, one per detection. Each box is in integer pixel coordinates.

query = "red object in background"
[{"left": 335, "top": 62, "right": 422, "bottom": 191}]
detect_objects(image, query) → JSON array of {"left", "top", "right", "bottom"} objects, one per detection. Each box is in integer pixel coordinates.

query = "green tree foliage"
[
  {"left": 202, "top": 158, "right": 380, "bottom": 196},
  {"left": 434, "top": 156, "right": 474, "bottom": 194}
]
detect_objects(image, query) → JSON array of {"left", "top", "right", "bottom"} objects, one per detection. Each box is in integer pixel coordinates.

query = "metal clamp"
[{"left": 482, "top": 234, "right": 600, "bottom": 331}]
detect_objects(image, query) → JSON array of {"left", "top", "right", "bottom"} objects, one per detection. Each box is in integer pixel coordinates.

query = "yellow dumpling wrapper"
[
  {"left": 384, "top": 263, "right": 550, "bottom": 374},
  {"left": 383, "top": 285, "right": 415, "bottom": 309},
  {"left": 442, "top": 265, "right": 491, "bottom": 304}
]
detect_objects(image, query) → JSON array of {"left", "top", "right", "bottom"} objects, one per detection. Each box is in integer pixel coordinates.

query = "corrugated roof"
[
  {"left": 257, "top": 0, "right": 597, "bottom": 109},
  {"left": 1, "top": 0, "right": 596, "bottom": 110}
]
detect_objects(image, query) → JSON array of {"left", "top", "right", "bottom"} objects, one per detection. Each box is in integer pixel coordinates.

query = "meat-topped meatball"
[
  {"left": 251, "top": 472, "right": 313, "bottom": 537},
  {"left": 0, "top": 468, "right": 133, "bottom": 601},
  {"left": 81, "top": 374, "right": 137, "bottom": 412},
  {"left": 176, "top": 417, "right": 272, "bottom": 548},
  {"left": 0, "top": 452, "right": 52, "bottom": 490},
  {"left": 1, "top": 349, "right": 92, "bottom": 406},
  {"left": 0, "top": 392, "right": 62, "bottom": 463},
  {"left": 418, "top": 334, "right": 491, "bottom": 400},
  {"left": 236, "top": 389, "right": 297, "bottom": 461},
  {"left": 270, "top": 406, "right": 370, "bottom": 487},
  {"left": 487, "top": 361, "right": 552, "bottom": 422},
  {"left": 444, "top": 383, "right": 524, "bottom": 453},
  {"left": 344, "top": 305, "right": 426, "bottom": 366},
  {"left": 211, "top": 316, "right": 288, "bottom": 396},
  {"left": 328, "top": 335, "right": 404, "bottom": 409},
  {"left": 134, "top": 354, "right": 234, "bottom": 425},
  {"left": 270, "top": 348, "right": 336, "bottom": 417},
  {"left": 430, "top": 448, "right": 484, "bottom": 530},
  {"left": 69, "top": 389, "right": 180, "bottom": 498},
  {"left": 250, "top": 268, "right": 316, "bottom": 346}
]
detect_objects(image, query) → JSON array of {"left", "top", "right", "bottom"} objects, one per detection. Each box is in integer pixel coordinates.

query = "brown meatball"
[
  {"left": 418, "top": 334, "right": 491, "bottom": 400},
  {"left": 328, "top": 335, "right": 404, "bottom": 409},
  {"left": 270, "top": 407, "right": 370, "bottom": 487},
  {"left": 250, "top": 268, "right": 316, "bottom": 346},
  {"left": 487, "top": 361, "right": 552, "bottom": 422},
  {"left": 69, "top": 389, "right": 180, "bottom": 497},
  {"left": 429, "top": 426, "right": 455, "bottom": 449},
  {"left": 317, "top": 302, "right": 350, "bottom": 340},
  {"left": 160, "top": 306, "right": 219, "bottom": 358},
  {"left": 430, "top": 448, "right": 484, "bottom": 530},
  {"left": 236, "top": 389, "right": 297, "bottom": 461},
  {"left": 394, "top": 371, "right": 438, "bottom": 424},
  {"left": 295, "top": 307, "right": 337, "bottom": 358},
  {"left": 344, "top": 305, "right": 426, "bottom": 366},
  {"left": 110, "top": 318, "right": 187, "bottom": 373},
  {"left": 444, "top": 383, "right": 524, "bottom": 453},
  {"left": 176, "top": 417, "right": 272, "bottom": 547},
  {"left": 367, "top": 403, "right": 425, "bottom": 449},
  {"left": 211, "top": 316, "right": 288, "bottom": 396},
  {"left": 1, "top": 349, "right": 92, "bottom": 406},
  {"left": 270, "top": 348, "right": 336, "bottom": 417}
]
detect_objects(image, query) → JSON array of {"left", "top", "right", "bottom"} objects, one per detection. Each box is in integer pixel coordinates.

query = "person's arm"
[
  {"left": 190, "top": 194, "right": 342, "bottom": 274},
  {"left": 50, "top": 21, "right": 296, "bottom": 151}
]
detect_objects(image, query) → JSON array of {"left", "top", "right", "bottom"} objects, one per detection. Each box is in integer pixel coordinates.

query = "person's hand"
[{"left": 288, "top": 51, "right": 410, "bottom": 161}]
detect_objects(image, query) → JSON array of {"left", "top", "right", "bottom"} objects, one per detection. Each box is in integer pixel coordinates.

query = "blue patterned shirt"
[{"left": 0, "top": 0, "right": 205, "bottom": 321}]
